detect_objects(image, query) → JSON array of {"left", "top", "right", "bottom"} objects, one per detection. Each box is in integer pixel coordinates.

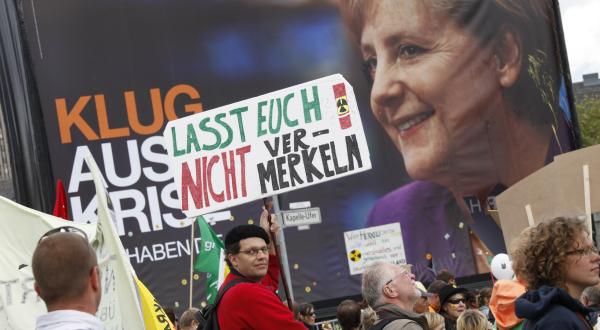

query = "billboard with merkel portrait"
[{"left": 10, "top": 0, "right": 578, "bottom": 312}]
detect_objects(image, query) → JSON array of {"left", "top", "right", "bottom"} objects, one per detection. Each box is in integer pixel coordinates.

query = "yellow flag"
[{"left": 135, "top": 277, "right": 175, "bottom": 330}]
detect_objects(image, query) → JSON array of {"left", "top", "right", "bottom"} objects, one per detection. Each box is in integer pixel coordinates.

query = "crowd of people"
[{"left": 30, "top": 212, "right": 600, "bottom": 330}]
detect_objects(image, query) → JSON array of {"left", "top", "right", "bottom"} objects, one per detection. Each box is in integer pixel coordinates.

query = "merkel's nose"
[{"left": 370, "top": 62, "right": 406, "bottom": 114}]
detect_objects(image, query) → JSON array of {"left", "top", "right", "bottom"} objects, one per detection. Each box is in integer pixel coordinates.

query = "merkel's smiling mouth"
[{"left": 394, "top": 109, "right": 435, "bottom": 133}]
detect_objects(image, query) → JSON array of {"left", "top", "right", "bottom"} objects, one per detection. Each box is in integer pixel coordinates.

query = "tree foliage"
[{"left": 576, "top": 97, "right": 600, "bottom": 147}]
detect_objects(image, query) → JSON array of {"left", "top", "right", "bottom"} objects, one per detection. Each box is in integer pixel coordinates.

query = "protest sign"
[
  {"left": 343, "top": 223, "right": 406, "bottom": 275},
  {"left": 164, "top": 74, "right": 371, "bottom": 217}
]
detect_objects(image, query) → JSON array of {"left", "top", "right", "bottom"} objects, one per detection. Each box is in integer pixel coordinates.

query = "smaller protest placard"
[
  {"left": 164, "top": 74, "right": 371, "bottom": 217},
  {"left": 343, "top": 223, "right": 406, "bottom": 275}
]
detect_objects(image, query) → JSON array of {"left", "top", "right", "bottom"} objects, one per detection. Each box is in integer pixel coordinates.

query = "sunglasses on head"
[
  {"left": 38, "top": 226, "right": 89, "bottom": 244},
  {"left": 18, "top": 226, "right": 90, "bottom": 271}
]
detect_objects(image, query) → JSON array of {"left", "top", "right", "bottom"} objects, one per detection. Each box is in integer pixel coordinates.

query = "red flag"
[{"left": 52, "top": 179, "right": 69, "bottom": 220}]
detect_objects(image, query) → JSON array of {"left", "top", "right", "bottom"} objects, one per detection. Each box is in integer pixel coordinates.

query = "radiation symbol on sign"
[
  {"left": 336, "top": 98, "right": 349, "bottom": 116},
  {"left": 349, "top": 249, "right": 362, "bottom": 262}
]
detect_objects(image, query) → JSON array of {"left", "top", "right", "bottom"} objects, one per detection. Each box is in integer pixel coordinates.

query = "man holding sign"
[{"left": 216, "top": 209, "right": 305, "bottom": 329}]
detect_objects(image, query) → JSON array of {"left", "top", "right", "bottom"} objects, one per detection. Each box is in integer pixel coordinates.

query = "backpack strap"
[
  {"left": 201, "top": 277, "right": 252, "bottom": 330},
  {"left": 213, "top": 277, "right": 250, "bottom": 306}
]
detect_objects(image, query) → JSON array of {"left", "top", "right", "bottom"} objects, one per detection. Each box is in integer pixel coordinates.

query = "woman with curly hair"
[{"left": 512, "top": 216, "right": 600, "bottom": 329}]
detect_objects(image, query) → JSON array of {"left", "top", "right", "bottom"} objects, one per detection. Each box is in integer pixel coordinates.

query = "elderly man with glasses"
[
  {"left": 362, "top": 262, "right": 428, "bottom": 330},
  {"left": 32, "top": 227, "right": 103, "bottom": 330},
  {"left": 215, "top": 210, "right": 306, "bottom": 329}
]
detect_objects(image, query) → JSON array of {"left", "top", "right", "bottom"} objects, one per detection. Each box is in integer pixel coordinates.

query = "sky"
[{"left": 559, "top": 0, "right": 600, "bottom": 82}]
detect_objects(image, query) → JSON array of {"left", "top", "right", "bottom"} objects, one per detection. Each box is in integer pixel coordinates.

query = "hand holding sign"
[{"left": 260, "top": 207, "right": 280, "bottom": 244}]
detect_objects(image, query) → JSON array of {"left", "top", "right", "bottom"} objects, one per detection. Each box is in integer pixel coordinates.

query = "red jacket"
[{"left": 217, "top": 255, "right": 306, "bottom": 330}]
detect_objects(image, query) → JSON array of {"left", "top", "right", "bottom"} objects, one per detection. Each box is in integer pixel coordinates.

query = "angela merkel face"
[{"left": 360, "top": 0, "right": 509, "bottom": 185}]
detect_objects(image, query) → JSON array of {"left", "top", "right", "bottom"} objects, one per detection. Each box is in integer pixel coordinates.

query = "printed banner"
[
  {"left": 164, "top": 74, "right": 371, "bottom": 216},
  {"left": 12, "top": 0, "right": 578, "bottom": 312}
]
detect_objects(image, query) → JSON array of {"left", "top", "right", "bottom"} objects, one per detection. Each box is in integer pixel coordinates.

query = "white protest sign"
[
  {"left": 164, "top": 74, "right": 371, "bottom": 216},
  {"left": 343, "top": 223, "right": 406, "bottom": 275}
]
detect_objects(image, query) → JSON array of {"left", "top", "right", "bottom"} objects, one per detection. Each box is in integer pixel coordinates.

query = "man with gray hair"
[{"left": 362, "top": 262, "right": 428, "bottom": 330}]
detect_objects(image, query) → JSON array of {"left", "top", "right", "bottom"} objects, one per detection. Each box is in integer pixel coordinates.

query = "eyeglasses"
[
  {"left": 385, "top": 271, "right": 412, "bottom": 286},
  {"left": 566, "top": 246, "right": 599, "bottom": 256},
  {"left": 447, "top": 298, "right": 466, "bottom": 305},
  {"left": 238, "top": 246, "right": 269, "bottom": 256},
  {"left": 38, "top": 226, "right": 88, "bottom": 244}
]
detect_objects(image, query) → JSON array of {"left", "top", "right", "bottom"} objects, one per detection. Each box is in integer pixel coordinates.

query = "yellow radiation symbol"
[
  {"left": 349, "top": 249, "right": 362, "bottom": 262},
  {"left": 336, "top": 97, "right": 349, "bottom": 116}
]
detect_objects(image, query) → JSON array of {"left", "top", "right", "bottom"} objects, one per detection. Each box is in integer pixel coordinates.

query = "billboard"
[{"left": 12, "top": 0, "right": 577, "bottom": 311}]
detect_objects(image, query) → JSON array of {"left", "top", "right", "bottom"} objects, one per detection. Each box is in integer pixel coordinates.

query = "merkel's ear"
[
  {"left": 494, "top": 26, "right": 522, "bottom": 88},
  {"left": 34, "top": 281, "right": 41, "bottom": 296}
]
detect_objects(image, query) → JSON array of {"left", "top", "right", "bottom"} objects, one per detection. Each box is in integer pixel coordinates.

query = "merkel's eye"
[
  {"left": 398, "top": 45, "right": 425, "bottom": 59},
  {"left": 362, "top": 57, "right": 377, "bottom": 77}
]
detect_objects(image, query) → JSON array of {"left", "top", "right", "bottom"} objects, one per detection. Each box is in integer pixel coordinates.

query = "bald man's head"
[{"left": 32, "top": 232, "right": 99, "bottom": 307}]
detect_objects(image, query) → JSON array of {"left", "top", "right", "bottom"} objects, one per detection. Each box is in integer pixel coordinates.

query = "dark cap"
[
  {"left": 438, "top": 284, "right": 468, "bottom": 306},
  {"left": 224, "top": 225, "right": 270, "bottom": 248}
]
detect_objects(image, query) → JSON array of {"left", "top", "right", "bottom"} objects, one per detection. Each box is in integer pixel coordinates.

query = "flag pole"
[
  {"left": 189, "top": 219, "right": 195, "bottom": 309},
  {"left": 263, "top": 198, "right": 293, "bottom": 312}
]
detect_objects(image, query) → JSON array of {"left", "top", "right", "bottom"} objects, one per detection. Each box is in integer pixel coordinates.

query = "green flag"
[{"left": 194, "top": 216, "right": 224, "bottom": 303}]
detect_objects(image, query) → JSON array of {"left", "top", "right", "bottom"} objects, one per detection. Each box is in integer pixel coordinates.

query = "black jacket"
[{"left": 515, "top": 286, "right": 595, "bottom": 329}]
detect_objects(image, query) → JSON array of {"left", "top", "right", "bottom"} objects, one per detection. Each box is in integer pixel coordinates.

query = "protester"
[
  {"left": 513, "top": 216, "right": 600, "bottom": 329},
  {"left": 179, "top": 307, "right": 200, "bottom": 330},
  {"left": 423, "top": 312, "right": 445, "bottom": 330},
  {"left": 478, "top": 287, "right": 494, "bottom": 323},
  {"left": 437, "top": 270, "right": 456, "bottom": 287},
  {"left": 413, "top": 282, "right": 431, "bottom": 314},
  {"left": 31, "top": 227, "right": 103, "bottom": 330},
  {"left": 216, "top": 209, "right": 305, "bottom": 329},
  {"left": 361, "top": 262, "right": 427, "bottom": 329},
  {"left": 581, "top": 284, "right": 600, "bottom": 329},
  {"left": 339, "top": 0, "right": 575, "bottom": 279},
  {"left": 465, "top": 290, "right": 479, "bottom": 310},
  {"left": 488, "top": 280, "right": 526, "bottom": 330},
  {"left": 457, "top": 310, "right": 492, "bottom": 330},
  {"left": 427, "top": 280, "right": 447, "bottom": 313},
  {"left": 439, "top": 284, "right": 468, "bottom": 330},
  {"left": 337, "top": 299, "right": 362, "bottom": 330},
  {"left": 360, "top": 306, "right": 378, "bottom": 330},
  {"left": 581, "top": 284, "right": 600, "bottom": 309},
  {"left": 297, "top": 302, "right": 318, "bottom": 330},
  {"left": 163, "top": 306, "right": 178, "bottom": 330}
]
